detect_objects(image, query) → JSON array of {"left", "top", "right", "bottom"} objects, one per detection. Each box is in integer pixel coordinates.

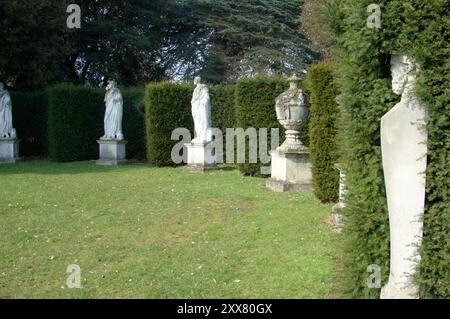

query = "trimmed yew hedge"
[
  {"left": 331, "top": 0, "right": 449, "bottom": 298},
  {"left": 210, "top": 85, "right": 236, "bottom": 137},
  {"left": 145, "top": 78, "right": 308, "bottom": 175},
  {"left": 306, "top": 61, "right": 340, "bottom": 203},
  {"left": 47, "top": 84, "right": 104, "bottom": 162},
  {"left": 47, "top": 84, "right": 146, "bottom": 162},
  {"left": 122, "top": 88, "right": 146, "bottom": 160},
  {"left": 234, "top": 77, "right": 288, "bottom": 176},
  {"left": 144, "top": 82, "right": 237, "bottom": 166},
  {"left": 144, "top": 82, "right": 194, "bottom": 166},
  {"left": 11, "top": 90, "right": 48, "bottom": 157}
]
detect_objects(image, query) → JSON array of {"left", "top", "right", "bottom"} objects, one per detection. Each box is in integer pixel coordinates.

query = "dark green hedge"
[
  {"left": 210, "top": 85, "right": 236, "bottom": 136},
  {"left": 47, "top": 84, "right": 104, "bottom": 162},
  {"left": 122, "top": 88, "right": 146, "bottom": 160},
  {"left": 47, "top": 84, "right": 146, "bottom": 162},
  {"left": 144, "top": 82, "right": 237, "bottom": 166},
  {"left": 307, "top": 61, "right": 340, "bottom": 203},
  {"left": 11, "top": 90, "right": 48, "bottom": 157},
  {"left": 145, "top": 82, "right": 194, "bottom": 166},
  {"left": 235, "top": 77, "right": 288, "bottom": 176},
  {"left": 332, "top": 0, "right": 449, "bottom": 298},
  {"left": 144, "top": 79, "right": 312, "bottom": 171}
]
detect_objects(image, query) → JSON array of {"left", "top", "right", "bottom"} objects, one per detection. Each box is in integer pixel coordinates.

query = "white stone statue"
[
  {"left": 380, "top": 54, "right": 428, "bottom": 299},
  {"left": 0, "top": 82, "right": 15, "bottom": 139},
  {"left": 101, "top": 80, "right": 124, "bottom": 141},
  {"left": 191, "top": 76, "right": 212, "bottom": 143}
]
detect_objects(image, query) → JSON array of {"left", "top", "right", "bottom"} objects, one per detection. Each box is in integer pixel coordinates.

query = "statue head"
[
  {"left": 194, "top": 76, "right": 202, "bottom": 86},
  {"left": 391, "top": 54, "right": 419, "bottom": 96},
  {"left": 106, "top": 80, "right": 117, "bottom": 91}
]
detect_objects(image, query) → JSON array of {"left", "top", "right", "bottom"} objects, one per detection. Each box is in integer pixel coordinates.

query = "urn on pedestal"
[{"left": 266, "top": 75, "right": 312, "bottom": 192}]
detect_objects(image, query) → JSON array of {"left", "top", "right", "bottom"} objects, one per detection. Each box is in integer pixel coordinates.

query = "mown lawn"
[{"left": 0, "top": 161, "right": 341, "bottom": 298}]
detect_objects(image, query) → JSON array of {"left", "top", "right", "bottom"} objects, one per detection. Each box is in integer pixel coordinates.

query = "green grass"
[{"left": 0, "top": 161, "right": 341, "bottom": 298}]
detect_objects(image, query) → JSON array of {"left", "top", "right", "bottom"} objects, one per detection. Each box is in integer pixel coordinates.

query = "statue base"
[
  {"left": 331, "top": 203, "right": 345, "bottom": 231},
  {"left": 185, "top": 141, "right": 217, "bottom": 173},
  {"left": 266, "top": 147, "right": 312, "bottom": 192},
  {"left": 0, "top": 139, "right": 20, "bottom": 164},
  {"left": 96, "top": 140, "right": 127, "bottom": 166},
  {"left": 381, "top": 280, "right": 419, "bottom": 299}
]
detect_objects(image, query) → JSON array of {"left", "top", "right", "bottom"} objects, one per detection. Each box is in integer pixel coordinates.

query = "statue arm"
[
  {"left": 5, "top": 92, "right": 12, "bottom": 109},
  {"left": 115, "top": 90, "right": 123, "bottom": 106},
  {"left": 191, "top": 87, "right": 200, "bottom": 105},
  {"left": 109, "top": 89, "right": 123, "bottom": 106}
]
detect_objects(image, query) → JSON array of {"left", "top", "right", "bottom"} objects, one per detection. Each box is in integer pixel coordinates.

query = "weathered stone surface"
[
  {"left": 380, "top": 54, "right": 427, "bottom": 299},
  {"left": 101, "top": 80, "right": 124, "bottom": 141},
  {"left": 275, "top": 74, "right": 309, "bottom": 153},
  {"left": 191, "top": 77, "right": 212, "bottom": 144},
  {"left": 331, "top": 164, "right": 346, "bottom": 231},
  {"left": 185, "top": 142, "right": 217, "bottom": 173},
  {"left": 0, "top": 83, "right": 15, "bottom": 140},
  {"left": 0, "top": 139, "right": 20, "bottom": 164},
  {"left": 96, "top": 140, "right": 127, "bottom": 166},
  {"left": 266, "top": 148, "right": 312, "bottom": 192},
  {"left": 267, "top": 75, "right": 312, "bottom": 192}
]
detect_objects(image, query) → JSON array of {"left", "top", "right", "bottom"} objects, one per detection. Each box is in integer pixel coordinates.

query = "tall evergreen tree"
[
  {"left": 187, "top": 0, "right": 320, "bottom": 82},
  {"left": 0, "top": 0, "right": 69, "bottom": 89},
  {"left": 67, "top": 0, "right": 170, "bottom": 86}
]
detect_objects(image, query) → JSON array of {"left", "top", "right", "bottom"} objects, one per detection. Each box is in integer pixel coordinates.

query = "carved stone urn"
[
  {"left": 266, "top": 74, "right": 312, "bottom": 192},
  {"left": 275, "top": 74, "right": 310, "bottom": 152}
]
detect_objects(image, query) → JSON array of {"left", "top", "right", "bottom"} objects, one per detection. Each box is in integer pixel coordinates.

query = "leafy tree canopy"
[{"left": 0, "top": 0, "right": 319, "bottom": 88}]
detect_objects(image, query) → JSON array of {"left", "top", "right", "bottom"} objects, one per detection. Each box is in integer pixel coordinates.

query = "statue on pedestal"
[
  {"left": 380, "top": 54, "right": 427, "bottom": 299},
  {"left": 97, "top": 80, "right": 127, "bottom": 166},
  {"left": 101, "top": 80, "right": 124, "bottom": 141},
  {"left": 191, "top": 76, "right": 212, "bottom": 144},
  {"left": 185, "top": 76, "right": 216, "bottom": 172}
]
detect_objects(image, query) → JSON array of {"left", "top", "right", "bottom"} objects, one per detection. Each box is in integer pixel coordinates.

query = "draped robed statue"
[
  {"left": 101, "top": 80, "right": 124, "bottom": 141},
  {"left": 0, "top": 82, "right": 15, "bottom": 139},
  {"left": 191, "top": 76, "right": 212, "bottom": 143}
]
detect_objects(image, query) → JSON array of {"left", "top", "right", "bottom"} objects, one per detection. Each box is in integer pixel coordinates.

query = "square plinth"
[
  {"left": 266, "top": 148, "right": 312, "bottom": 192},
  {"left": 0, "top": 139, "right": 20, "bottom": 164},
  {"left": 97, "top": 140, "right": 127, "bottom": 166},
  {"left": 185, "top": 142, "right": 217, "bottom": 172}
]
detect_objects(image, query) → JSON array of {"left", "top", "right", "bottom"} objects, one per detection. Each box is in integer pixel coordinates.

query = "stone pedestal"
[
  {"left": 266, "top": 147, "right": 312, "bottom": 192},
  {"left": 331, "top": 164, "right": 346, "bottom": 230},
  {"left": 0, "top": 139, "right": 20, "bottom": 164},
  {"left": 185, "top": 142, "right": 217, "bottom": 172},
  {"left": 96, "top": 140, "right": 127, "bottom": 166}
]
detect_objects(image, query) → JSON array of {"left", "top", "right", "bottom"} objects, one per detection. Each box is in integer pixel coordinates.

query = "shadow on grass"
[
  {"left": 0, "top": 160, "right": 242, "bottom": 176},
  {"left": 216, "top": 165, "right": 239, "bottom": 172},
  {"left": 0, "top": 160, "right": 161, "bottom": 175}
]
